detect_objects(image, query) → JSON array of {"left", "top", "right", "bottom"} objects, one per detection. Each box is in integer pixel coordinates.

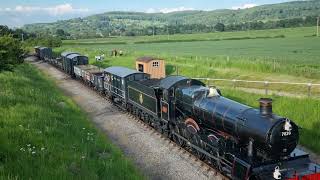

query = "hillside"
[{"left": 23, "top": 0, "right": 320, "bottom": 38}]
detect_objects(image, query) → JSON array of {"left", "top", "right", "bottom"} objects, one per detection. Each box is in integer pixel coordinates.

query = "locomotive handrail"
[{"left": 194, "top": 78, "right": 320, "bottom": 86}]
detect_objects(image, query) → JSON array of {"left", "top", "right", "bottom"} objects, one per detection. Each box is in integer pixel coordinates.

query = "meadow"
[
  {"left": 57, "top": 26, "right": 320, "bottom": 97},
  {"left": 0, "top": 64, "right": 144, "bottom": 179},
  {"left": 55, "top": 26, "right": 320, "bottom": 154}
]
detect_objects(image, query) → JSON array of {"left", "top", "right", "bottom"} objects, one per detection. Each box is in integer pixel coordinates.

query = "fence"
[{"left": 194, "top": 78, "right": 320, "bottom": 98}]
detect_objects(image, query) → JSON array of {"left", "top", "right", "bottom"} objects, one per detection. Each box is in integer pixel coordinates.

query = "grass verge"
[{"left": 0, "top": 64, "right": 144, "bottom": 179}]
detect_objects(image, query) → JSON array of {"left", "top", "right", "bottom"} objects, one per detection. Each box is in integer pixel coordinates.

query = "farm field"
[
  {"left": 57, "top": 26, "right": 320, "bottom": 97},
  {"left": 0, "top": 64, "right": 144, "bottom": 179},
  {"left": 54, "top": 26, "right": 320, "bottom": 154}
]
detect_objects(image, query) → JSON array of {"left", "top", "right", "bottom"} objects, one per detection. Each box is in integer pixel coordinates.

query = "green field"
[
  {"left": 0, "top": 64, "right": 143, "bottom": 179},
  {"left": 55, "top": 26, "right": 320, "bottom": 154},
  {"left": 57, "top": 26, "right": 320, "bottom": 97}
]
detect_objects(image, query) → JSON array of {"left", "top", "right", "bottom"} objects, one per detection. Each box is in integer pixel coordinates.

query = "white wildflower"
[
  {"left": 82, "top": 128, "right": 86, "bottom": 130},
  {"left": 32, "top": 151, "right": 36, "bottom": 155},
  {"left": 20, "top": 147, "right": 25, "bottom": 152},
  {"left": 81, "top": 155, "right": 85, "bottom": 159},
  {"left": 27, "top": 144, "right": 31, "bottom": 147},
  {"left": 41, "top": 147, "right": 45, "bottom": 151}
]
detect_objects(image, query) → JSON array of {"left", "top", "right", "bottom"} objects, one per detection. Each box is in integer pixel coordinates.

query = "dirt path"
[{"left": 28, "top": 58, "right": 222, "bottom": 180}]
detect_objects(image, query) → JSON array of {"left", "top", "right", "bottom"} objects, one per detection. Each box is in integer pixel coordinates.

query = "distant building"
[{"left": 136, "top": 57, "right": 165, "bottom": 79}]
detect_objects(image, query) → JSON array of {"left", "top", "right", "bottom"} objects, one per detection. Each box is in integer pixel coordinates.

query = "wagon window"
[{"left": 152, "top": 61, "right": 159, "bottom": 67}]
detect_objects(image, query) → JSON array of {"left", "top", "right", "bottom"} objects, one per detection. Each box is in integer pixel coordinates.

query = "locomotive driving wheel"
[
  {"left": 172, "top": 125, "right": 186, "bottom": 147},
  {"left": 190, "top": 135, "right": 205, "bottom": 160}
]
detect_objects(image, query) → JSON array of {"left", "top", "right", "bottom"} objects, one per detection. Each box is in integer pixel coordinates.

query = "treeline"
[
  {"left": 0, "top": 25, "right": 62, "bottom": 71},
  {"left": 48, "top": 15, "right": 319, "bottom": 39},
  {"left": 122, "top": 16, "right": 320, "bottom": 36}
]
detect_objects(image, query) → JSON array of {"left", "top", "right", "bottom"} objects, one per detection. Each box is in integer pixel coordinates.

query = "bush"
[
  {"left": 0, "top": 35, "right": 25, "bottom": 71},
  {"left": 25, "top": 37, "right": 62, "bottom": 48}
]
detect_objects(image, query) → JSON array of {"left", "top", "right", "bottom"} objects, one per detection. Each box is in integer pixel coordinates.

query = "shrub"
[{"left": 0, "top": 35, "right": 25, "bottom": 71}]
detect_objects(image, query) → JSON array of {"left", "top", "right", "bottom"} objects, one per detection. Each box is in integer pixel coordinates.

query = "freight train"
[{"left": 34, "top": 47, "right": 320, "bottom": 180}]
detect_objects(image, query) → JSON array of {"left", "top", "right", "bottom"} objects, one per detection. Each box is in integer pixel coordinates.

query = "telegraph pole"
[
  {"left": 317, "top": 16, "right": 319, "bottom": 37},
  {"left": 167, "top": 25, "right": 169, "bottom": 40},
  {"left": 21, "top": 33, "right": 24, "bottom": 42}
]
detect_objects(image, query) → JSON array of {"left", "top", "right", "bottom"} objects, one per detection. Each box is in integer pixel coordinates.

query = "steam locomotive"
[{"left": 35, "top": 47, "right": 320, "bottom": 180}]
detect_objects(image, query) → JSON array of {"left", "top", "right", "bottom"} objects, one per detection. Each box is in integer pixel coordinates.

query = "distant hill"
[{"left": 23, "top": 0, "right": 320, "bottom": 39}]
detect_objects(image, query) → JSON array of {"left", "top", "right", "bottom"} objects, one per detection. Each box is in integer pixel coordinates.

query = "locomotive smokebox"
[{"left": 259, "top": 98, "right": 273, "bottom": 115}]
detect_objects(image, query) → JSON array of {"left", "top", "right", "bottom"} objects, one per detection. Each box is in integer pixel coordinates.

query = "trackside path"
[{"left": 28, "top": 58, "right": 223, "bottom": 180}]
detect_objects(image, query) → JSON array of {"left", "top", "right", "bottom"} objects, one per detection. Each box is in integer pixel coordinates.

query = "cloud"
[
  {"left": 146, "top": 6, "right": 195, "bottom": 14},
  {"left": 231, "top": 3, "right": 257, "bottom": 10},
  {"left": 1, "top": 3, "right": 89, "bottom": 16}
]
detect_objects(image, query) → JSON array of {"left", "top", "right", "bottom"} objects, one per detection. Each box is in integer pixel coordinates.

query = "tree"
[
  {"left": 0, "top": 25, "right": 12, "bottom": 36},
  {"left": 214, "top": 23, "right": 225, "bottom": 32},
  {"left": 0, "top": 35, "right": 25, "bottom": 71},
  {"left": 56, "top": 29, "right": 65, "bottom": 37}
]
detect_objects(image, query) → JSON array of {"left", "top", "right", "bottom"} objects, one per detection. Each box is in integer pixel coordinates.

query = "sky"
[{"left": 0, "top": 0, "right": 295, "bottom": 28}]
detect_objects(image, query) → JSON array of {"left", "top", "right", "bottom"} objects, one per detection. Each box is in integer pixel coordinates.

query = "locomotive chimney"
[{"left": 259, "top": 98, "right": 273, "bottom": 115}]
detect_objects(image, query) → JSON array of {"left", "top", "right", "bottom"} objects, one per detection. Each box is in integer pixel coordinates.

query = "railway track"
[
  {"left": 30, "top": 59, "right": 229, "bottom": 179},
  {"left": 77, "top": 77, "right": 229, "bottom": 180}
]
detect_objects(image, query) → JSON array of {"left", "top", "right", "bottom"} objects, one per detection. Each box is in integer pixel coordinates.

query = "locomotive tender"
[{"left": 35, "top": 47, "right": 320, "bottom": 180}]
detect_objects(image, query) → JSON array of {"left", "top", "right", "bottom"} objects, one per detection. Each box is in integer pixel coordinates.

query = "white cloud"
[
  {"left": 146, "top": 8, "right": 156, "bottom": 13},
  {"left": 231, "top": 3, "right": 257, "bottom": 10},
  {"left": 160, "top": 7, "right": 195, "bottom": 13},
  {"left": 146, "top": 6, "right": 195, "bottom": 14},
  {"left": 2, "top": 3, "right": 89, "bottom": 16}
]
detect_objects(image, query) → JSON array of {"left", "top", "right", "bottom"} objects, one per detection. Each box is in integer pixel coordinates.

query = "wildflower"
[
  {"left": 28, "top": 148, "right": 32, "bottom": 152},
  {"left": 81, "top": 155, "right": 85, "bottom": 159},
  {"left": 32, "top": 146, "right": 35, "bottom": 149},
  {"left": 27, "top": 144, "right": 31, "bottom": 147},
  {"left": 32, "top": 151, "right": 36, "bottom": 155},
  {"left": 82, "top": 128, "right": 86, "bottom": 130},
  {"left": 20, "top": 147, "right": 25, "bottom": 152},
  {"left": 41, "top": 147, "right": 45, "bottom": 151},
  {"left": 19, "top": 124, "right": 23, "bottom": 127}
]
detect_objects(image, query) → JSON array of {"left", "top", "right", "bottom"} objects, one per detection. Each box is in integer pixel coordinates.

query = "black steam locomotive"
[{"left": 35, "top": 47, "right": 320, "bottom": 180}]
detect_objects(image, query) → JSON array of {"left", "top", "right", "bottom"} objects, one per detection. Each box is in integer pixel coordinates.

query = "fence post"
[
  {"left": 307, "top": 83, "right": 312, "bottom": 97},
  {"left": 233, "top": 79, "right": 236, "bottom": 89},
  {"left": 264, "top": 81, "right": 269, "bottom": 95},
  {"left": 207, "top": 78, "right": 210, "bottom": 87}
]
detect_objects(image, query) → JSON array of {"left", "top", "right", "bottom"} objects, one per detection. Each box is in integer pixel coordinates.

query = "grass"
[
  {"left": 0, "top": 64, "right": 144, "bottom": 179},
  {"left": 63, "top": 26, "right": 316, "bottom": 45}
]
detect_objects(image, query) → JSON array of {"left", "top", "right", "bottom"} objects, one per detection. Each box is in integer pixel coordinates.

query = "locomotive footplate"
[{"left": 251, "top": 149, "right": 320, "bottom": 180}]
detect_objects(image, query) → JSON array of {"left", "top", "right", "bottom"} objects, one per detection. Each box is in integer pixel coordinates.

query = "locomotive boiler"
[{"left": 175, "top": 85, "right": 299, "bottom": 159}]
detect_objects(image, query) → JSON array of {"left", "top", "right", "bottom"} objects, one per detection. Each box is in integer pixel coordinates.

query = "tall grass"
[{"left": 0, "top": 64, "right": 144, "bottom": 179}]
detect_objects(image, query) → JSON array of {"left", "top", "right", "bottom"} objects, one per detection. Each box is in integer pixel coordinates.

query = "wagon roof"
[
  {"left": 39, "top": 47, "right": 49, "bottom": 50},
  {"left": 66, "top": 54, "right": 87, "bottom": 59},
  {"left": 104, "top": 66, "right": 143, "bottom": 78},
  {"left": 61, "top": 52, "right": 79, "bottom": 57},
  {"left": 136, "top": 56, "right": 163, "bottom": 63}
]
